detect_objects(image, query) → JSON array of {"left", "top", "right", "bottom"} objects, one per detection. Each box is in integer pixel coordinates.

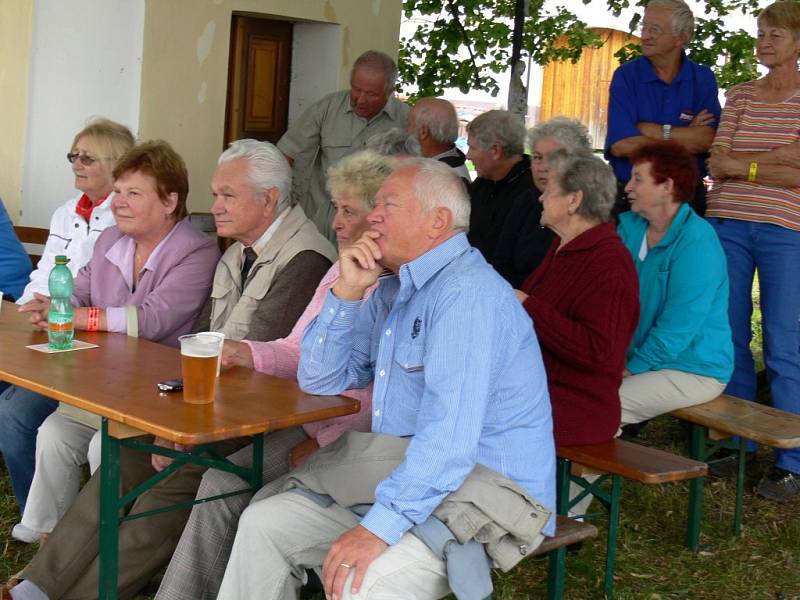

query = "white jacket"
[{"left": 17, "top": 193, "right": 116, "bottom": 304}]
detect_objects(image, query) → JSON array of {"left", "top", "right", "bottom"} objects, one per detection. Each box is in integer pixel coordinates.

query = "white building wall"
[
  {"left": 21, "top": 0, "right": 145, "bottom": 227},
  {"left": 289, "top": 23, "right": 342, "bottom": 123}
]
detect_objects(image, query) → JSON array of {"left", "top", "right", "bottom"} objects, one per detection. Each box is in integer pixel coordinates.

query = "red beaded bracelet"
[{"left": 86, "top": 306, "right": 100, "bottom": 332}]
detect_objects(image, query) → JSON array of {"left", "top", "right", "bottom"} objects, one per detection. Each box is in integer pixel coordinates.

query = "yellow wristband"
[{"left": 748, "top": 162, "right": 758, "bottom": 182}]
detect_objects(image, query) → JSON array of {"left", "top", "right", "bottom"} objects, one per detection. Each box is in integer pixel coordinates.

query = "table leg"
[
  {"left": 99, "top": 418, "right": 121, "bottom": 600},
  {"left": 548, "top": 458, "right": 572, "bottom": 600},
  {"left": 686, "top": 424, "right": 706, "bottom": 551},
  {"left": 603, "top": 475, "right": 621, "bottom": 599}
]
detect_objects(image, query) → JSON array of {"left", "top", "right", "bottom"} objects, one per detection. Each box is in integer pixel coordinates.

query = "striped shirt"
[
  {"left": 299, "top": 233, "right": 555, "bottom": 544},
  {"left": 707, "top": 81, "right": 800, "bottom": 230}
]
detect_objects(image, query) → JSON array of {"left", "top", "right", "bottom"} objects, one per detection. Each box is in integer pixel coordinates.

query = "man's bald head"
[{"left": 407, "top": 98, "right": 460, "bottom": 149}]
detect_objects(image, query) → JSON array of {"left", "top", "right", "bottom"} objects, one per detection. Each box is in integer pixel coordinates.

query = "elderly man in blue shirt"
[
  {"left": 217, "top": 158, "right": 555, "bottom": 600},
  {"left": 605, "top": 0, "right": 721, "bottom": 216}
]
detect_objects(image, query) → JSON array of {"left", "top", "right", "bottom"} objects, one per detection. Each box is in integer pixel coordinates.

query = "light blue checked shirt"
[{"left": 299, "top": 232, "right": 555, "bottom": 544}]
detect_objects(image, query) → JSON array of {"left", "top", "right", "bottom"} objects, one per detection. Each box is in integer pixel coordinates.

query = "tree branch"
[{"left": 445, "top": 0, "right": 483, "bottom": 88}]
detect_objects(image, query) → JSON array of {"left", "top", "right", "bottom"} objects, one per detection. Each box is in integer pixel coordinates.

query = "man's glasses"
[
  {"left": 66, "top": 152, "right": 99, "bottom": 166},
  {"left": 637, "top": 23, "right": 667, "bottom": 38}
]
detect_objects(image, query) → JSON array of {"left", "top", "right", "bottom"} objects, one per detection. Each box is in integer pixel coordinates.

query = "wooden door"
[
  {"left": 224, "top": 16, "right": 292, "bottom": 146},
  {"left": 539, "top": 28, "right": 639, "bottom": 150}
]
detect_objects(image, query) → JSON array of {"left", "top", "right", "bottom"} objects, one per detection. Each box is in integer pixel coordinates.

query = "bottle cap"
[{"left": 54, "top": 255, "right": 70, "bottom": 265}]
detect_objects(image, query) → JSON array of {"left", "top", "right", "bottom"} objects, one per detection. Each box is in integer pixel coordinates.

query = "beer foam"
[
  {"left": 181, "top": 349, "right": 218, "bottom": 358},
  {"left": 181, "top": 339, "right": 220, "bottom": 358}
]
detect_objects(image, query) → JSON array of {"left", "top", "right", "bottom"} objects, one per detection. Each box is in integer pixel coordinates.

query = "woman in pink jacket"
[{"left": 10, "top": 140, "right": 219, "bottom": 544}]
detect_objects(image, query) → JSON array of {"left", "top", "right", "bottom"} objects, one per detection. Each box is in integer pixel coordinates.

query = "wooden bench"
[
  {"left": 672, "top": 394, "right": 800, "bottom": 536},
  {"left": 13, "top": 225, "right": 49, "bottom": 268},
  {"left": 557, "top": 439, "right": 707, "bottom": 598},
  {"left": 302, "top": 515, "right": 598, "bottom": 600}
]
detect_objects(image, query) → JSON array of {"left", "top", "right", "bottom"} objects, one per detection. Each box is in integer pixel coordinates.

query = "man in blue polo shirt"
[{"left": 605, "top": 0, "right": 720, "bottom": 216}]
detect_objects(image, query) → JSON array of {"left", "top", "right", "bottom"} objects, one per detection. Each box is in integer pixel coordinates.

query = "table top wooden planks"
[{"left": 0, "top": 303, "right": 360, "bottom": 444}]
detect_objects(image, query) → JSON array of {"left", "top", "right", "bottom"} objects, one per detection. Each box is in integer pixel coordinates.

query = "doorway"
[{"left": 224, "top": 15, "right": 292, "bottom": 147}]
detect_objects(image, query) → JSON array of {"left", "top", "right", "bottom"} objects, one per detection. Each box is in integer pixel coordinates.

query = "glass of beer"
[{"left": 179, "top": 333, "right": 224, "bottom": 404}]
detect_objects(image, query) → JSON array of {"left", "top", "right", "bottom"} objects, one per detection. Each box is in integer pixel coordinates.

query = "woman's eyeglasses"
[{"left": 66, "top": 152, "right": 99, "bottom": 166}]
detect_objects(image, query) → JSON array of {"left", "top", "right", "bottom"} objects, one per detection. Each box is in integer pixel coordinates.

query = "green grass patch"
[{"left": 2, "top": 416, "right": 798, "bottom": 599}]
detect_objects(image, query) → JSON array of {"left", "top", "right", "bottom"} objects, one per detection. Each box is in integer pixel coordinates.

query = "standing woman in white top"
[{"left": 1, "top": 117, "right": 134, "bottom": 542}]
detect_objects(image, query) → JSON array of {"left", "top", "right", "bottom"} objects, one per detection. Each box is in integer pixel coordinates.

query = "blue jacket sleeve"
[{"left": 0, "top": 200, "right": 32, "bottom": 301}]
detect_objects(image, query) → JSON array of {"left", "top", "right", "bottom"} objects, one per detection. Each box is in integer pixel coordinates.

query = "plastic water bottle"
[{"left": 48, "top": 255, "right": 74, "bottom": 350}]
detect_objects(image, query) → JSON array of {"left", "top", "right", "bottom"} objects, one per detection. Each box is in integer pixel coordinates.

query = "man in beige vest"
[
  {"left": 200, "top": 138, "right": 337, "bottom": 341},
  {"left": 8, "top": 140, "right": 336, "bottom": 600}
]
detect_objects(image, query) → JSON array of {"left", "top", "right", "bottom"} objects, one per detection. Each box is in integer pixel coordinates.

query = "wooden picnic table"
[{"left": 0, "top": 302, "right": 360, "bottom": 599}]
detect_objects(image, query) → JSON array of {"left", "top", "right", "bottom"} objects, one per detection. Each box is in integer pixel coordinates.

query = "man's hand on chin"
[
  {"left": 322, "top": 524, "right": 388, "bottom": 600},
  {"left": 333, "top": 231, "right": 384, "bottom": 301}
]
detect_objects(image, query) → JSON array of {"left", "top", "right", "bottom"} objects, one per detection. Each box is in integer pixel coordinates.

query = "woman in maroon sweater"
[{"left": 516, "top": 151, "right": 639, "bottom": 446}]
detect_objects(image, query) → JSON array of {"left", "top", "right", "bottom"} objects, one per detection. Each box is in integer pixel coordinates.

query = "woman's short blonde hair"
[
  {"left": 71, "top": 117, "right": 135, "bottom": 172},
  {"left": 326, "top": 150, "right": 396, "bottom": 211},
  {"left": 759, "top": 1, "right": 800, "bottom": 40}
]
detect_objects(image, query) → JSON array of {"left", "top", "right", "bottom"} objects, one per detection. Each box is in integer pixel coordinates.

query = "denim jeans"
[
  {"left": 710, "top": 218, "right": 800, "bottom": 473},
  {"left": 0, "top": 385, "right": 58, "bottom": 511}
]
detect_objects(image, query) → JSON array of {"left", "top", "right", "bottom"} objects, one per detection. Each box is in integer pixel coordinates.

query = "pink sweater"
[{"left": 243, "top": 262, "right": 373, "bottom": 447}]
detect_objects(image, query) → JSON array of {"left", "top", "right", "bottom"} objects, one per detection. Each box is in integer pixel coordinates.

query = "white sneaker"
[{"left": 11, "top": 523, "right": 42, "bottom": 543}]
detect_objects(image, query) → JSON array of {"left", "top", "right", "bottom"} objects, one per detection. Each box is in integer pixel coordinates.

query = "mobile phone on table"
[{"left": 157, "top": 378, "right": 183, "bottom": 392}]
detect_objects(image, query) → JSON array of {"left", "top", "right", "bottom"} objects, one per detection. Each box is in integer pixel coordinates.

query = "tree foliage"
[
  {"left": 399, "top": 0, "right": 764, "bottom": 99},
  {"left": 612, "top": 0, "right": 762, "bottom": 89},
  {"left": 399, "top": 0, "right": 604, "bottom": 98}
]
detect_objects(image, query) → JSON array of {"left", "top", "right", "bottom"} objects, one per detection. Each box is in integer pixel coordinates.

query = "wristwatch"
[{"left": 662, "top": 124, "right": 672, "bottom": 140}]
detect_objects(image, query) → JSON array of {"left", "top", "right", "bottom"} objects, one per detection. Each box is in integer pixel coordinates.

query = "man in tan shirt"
[{"left": 277, "top": 50, "right": 409, "bottom": 241}]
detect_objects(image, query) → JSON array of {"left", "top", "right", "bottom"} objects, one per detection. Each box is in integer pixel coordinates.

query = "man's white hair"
[
  {"left": 393, "top": 158, "right": 470, "bottom": 230},
  {"left": 352, "top": 50, "right": 398, "bottom": 96},
  {"left": 218, "top": 139, "right": 292, "bottom": 213},
  {"left": 412, "top": 98, "right": 459, "bottom": 145},
  {"left": 366, "top": 128, "right": 422, "bottom": 156},
  {"left": 646, "top": 0, "right": 695, "bottom": 41},
  {"left": 466, "top": 110, "right": 525, "bottom": 158}
]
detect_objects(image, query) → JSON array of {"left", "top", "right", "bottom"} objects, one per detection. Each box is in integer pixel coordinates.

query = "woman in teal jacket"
[{"left": 617, "top": 141, "right": 733, "bottom": 425}]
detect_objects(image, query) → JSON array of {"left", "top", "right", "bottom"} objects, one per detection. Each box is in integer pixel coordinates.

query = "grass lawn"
[{"left": 1, "top": 415, "right": 798, "bottom": 599}]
